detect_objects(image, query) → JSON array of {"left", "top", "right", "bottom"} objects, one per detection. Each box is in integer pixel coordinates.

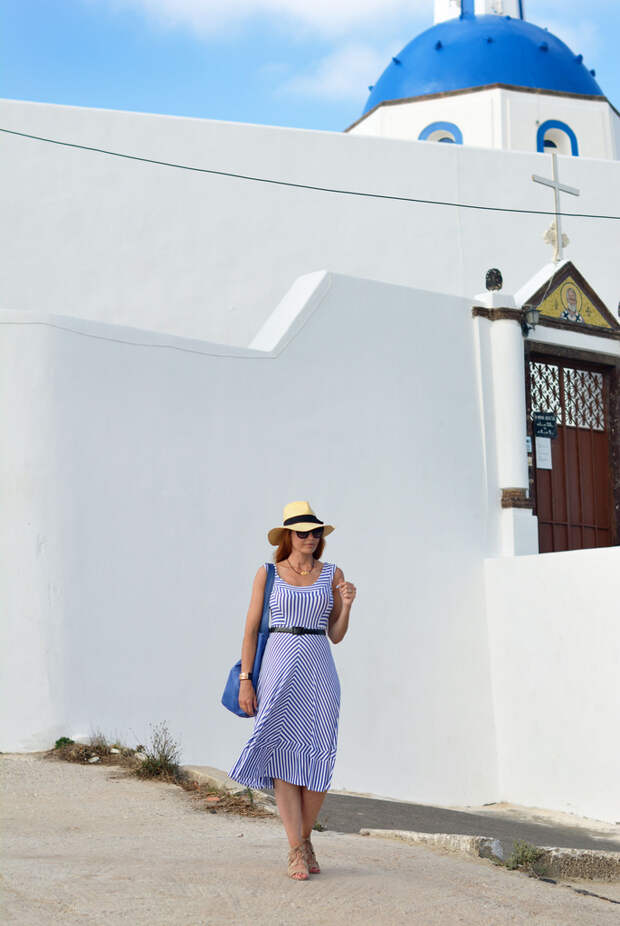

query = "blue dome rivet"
[
  {"left": 486, "top": 36, "right": 494, "bottom": 43},
  {"left": 435, "top": 40, "right": 442, "bottom": 50},
  {"left": 539, "top": 42, "right": 549, "bottom": 51},
  {"left": 576, "top": 54, "right": 583, "bottom": 63},
  {"left": 392, "top": 56, "right": 402, "bottom": 65},
  {"left": 590, "top": 68, "right": 596, "bottom": 76},
  {"left": 368, "top": 85, "right": 374, "bottom": 91}
]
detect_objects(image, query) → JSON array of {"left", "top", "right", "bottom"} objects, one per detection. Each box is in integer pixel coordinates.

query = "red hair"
[{"left": 273, "top": 530, "right": 326, "bottom": 564}]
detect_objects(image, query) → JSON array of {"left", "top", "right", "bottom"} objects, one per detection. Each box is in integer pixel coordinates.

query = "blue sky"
[{"left": 3, "top": 1, "right": 618, "bottom": 131}]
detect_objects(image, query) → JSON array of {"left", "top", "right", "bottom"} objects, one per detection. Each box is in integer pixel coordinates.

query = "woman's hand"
[
  {"left": 329, "top": 569, "right": 355, "bottom": 644},
  {"left": 239, "top": 680, "right": 258, "bottom": 717},
  {"left": 336, "top": 580, "right": 357, "bottom": 607}
]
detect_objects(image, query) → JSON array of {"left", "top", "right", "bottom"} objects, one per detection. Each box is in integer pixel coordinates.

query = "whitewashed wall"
[
  {"left": 0, "top": 273, "right": 500, "bottom": 806},
  {"left": 613, "top": 109, "right": 620, "bottom": 160},
  {"left": 485, "top": 548, "right": 620, "bottom": 822},
  {"left": 501, "top": 90, "right": 617, "bottom": 160},
  {"left": 0, "top": 328, "right": 66, "bottom": 749},
  {"left": 1, "top": 98, "right": 619, "bottom": 349},
  {"left": 350, "top": 89, "right": 504, "bottom": 148},
  {"left": 350, "top": 89, "right": 617, "bottom": 160}
]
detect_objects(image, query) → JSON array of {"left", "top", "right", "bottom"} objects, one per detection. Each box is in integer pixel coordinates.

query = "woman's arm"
[
  {"left": 328, "top": 566, "right": 356, "bottom": 644},
  {"left": 238, "top": 565, "right": 268, "bottom": 716}
]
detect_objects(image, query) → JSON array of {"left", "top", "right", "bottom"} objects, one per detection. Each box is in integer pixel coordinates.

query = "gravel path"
[{"left": 1, "top": 752, "right": 618, "bottom": 925}]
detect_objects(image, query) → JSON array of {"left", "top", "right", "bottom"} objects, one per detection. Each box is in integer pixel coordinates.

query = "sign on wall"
[{"left": 532, "top": 411, "right": 558, "bottom": 439}]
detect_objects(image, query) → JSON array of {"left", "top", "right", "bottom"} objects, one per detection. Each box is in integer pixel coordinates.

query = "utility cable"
[{"left": 1, "top": 126, "right": 619, "bottom": 221}]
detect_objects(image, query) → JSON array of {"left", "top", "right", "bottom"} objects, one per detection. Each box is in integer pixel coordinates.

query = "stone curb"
[
  {"left": 360, "top": 828, "right": 504, "bottom": 861},
  {"left": 359, "top": 829, "right": 620, "bottom": 881},
  {"left": 532, "top": 847, "right": 620, "bottom": 881},
  {"left": 182, "top": 765, "right": 278, "bottom": 814}
]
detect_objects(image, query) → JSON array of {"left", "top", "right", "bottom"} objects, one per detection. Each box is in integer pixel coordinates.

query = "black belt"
[{"left": 269, "top": 627, "right": 326, "bottom": 636}]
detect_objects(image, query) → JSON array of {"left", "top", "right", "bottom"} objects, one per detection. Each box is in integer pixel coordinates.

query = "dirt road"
[{"left": 1, "top": 753, "right": 617, "bottom": 925}]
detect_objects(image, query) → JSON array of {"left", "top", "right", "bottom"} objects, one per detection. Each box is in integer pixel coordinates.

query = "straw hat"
[{"left": 268, "top": 500, "right": 335, "bottom": 546}]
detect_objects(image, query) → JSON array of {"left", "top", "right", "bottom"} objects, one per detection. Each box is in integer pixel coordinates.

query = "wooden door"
[{"left": 527, "top": 355, "right": 614, "bottom": 553}]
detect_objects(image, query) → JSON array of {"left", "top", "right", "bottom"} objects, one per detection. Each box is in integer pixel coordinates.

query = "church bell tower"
[{"left": 434, "top": 0, "right": 524, "bottom": 23}]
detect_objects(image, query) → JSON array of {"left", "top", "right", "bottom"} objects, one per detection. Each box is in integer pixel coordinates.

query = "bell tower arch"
[{"left": 434, "top": 0, "right": 525, "bottom": 23}]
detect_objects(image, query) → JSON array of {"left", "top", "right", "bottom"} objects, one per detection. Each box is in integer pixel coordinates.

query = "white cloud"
[
  {"left": 95, "top": 0, "right": 614, "bottom": 103},
  {"left": 100, "top": 0, "right": 427, "bottom": 36},
  {"left": 97, "top": 0, "right": 618, "bottom": 39},
  {"left": 281, "top": 42, "right": 388, "bottom": 100}
]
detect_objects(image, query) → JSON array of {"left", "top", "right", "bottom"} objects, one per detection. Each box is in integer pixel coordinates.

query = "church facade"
[{"left": 1, "top": 1, "right": 618, "bottom": 822}]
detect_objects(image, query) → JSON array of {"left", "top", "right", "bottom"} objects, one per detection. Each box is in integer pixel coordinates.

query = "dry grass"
[
  {"left": 180, "top": 777, "right": 272, "bottom": 818},
  {"left": 47, "top": 736, "right": 138, "bottom": 769},
  {"left": 45, "top": 723, "right": 270, "bottom": 820}
]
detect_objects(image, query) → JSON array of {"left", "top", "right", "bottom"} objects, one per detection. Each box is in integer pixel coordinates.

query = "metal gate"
[{"left": 528, "top": 356, "right": 613, "bottom": 553}]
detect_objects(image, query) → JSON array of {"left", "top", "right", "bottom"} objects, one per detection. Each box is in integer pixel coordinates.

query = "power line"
[{"left": 1, "top": 125, "right": 619, "bottom": 222}]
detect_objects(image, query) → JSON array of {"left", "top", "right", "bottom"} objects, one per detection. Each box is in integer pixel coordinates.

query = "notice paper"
[{"left": 535, "top": 436, "right": 552, "bottom": 470}]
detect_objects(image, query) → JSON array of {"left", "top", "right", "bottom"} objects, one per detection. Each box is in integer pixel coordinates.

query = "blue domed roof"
[{"left": 362, "top": 14, "right": 603, "bottom": 115}]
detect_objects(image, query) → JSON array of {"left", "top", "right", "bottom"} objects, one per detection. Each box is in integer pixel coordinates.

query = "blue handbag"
[{"left": 221, "top": 562, "right": 275, "bottom": 717}]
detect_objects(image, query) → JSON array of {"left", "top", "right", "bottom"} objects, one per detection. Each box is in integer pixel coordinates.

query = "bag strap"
[{"left": 258, "top": 563, "right": 275, "bottom": 635}]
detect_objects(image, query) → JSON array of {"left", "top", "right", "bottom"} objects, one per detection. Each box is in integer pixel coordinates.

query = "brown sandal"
[
  {"left": 287, "top": 844, "right": 309, "bottom": 881},
  {"left": 302, "top": 836, "right": 321, "bottom": 874}
]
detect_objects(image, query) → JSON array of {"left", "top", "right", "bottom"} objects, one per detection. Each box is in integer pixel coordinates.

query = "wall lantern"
[{"left": 521, "top": 305, "right": 540, "bottom": 336}]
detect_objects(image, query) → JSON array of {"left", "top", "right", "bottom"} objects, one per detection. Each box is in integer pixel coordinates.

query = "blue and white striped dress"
[{"left": 229, "top": 561, "right": 341, "bottom": 792}]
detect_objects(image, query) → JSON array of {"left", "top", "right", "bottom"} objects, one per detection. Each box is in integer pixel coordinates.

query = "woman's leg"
[
  {"left": 273, "top": 778, "right": 304, "bottom": 847},
  {"left": 300, "top": 787, "right": 328, "bottom": 839}
]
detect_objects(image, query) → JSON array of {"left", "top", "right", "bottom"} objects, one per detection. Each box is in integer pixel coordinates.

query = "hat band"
[{"left": 283, "top": 514, "right": 323, "bottom": 527}]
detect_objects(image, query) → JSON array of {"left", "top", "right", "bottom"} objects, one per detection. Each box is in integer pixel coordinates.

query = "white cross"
[{"left": 532, "top": 151, "right": 580, "bottom": 263}]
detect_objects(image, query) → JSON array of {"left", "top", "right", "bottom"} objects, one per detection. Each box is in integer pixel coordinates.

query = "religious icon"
[
  {"left": 535, "top": 273, "right": 613, "bottom": 329},
  {"left": 560, "top": 283, "right": 584, "bottom": 323}
]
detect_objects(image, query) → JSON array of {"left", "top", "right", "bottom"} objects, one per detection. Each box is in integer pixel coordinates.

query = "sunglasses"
[{"left": 294, "top": 528, "right": 324, "bottom": 539}]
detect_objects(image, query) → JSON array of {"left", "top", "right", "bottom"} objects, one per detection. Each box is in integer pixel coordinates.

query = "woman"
[{"left": 229, "top": 500, "right": 356, "bottom": 880}]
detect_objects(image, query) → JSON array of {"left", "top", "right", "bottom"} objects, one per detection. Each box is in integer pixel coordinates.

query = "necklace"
[{"left": 286, "top": 557, "right": 316, "bottom": 576}]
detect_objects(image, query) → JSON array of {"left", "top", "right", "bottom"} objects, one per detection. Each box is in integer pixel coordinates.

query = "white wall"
[
  {"left": 485, "top": 548, "right": 620, "bottom": 822},
  {"left": 351, "top": 88, "right": 617, "bottom": 160},
  {"left": 0, "top": 327, "right": 67, "bottom": 749},
  {"left": 504, "top": 89, "right": 615, "bottom": 160},
  {"left": 350, "top": 89, "right": 502, "bottom": 149},
  {"left": 473, "top": 314, "right": 540, "bottom": 556},
  {"left": 1, "top": 98, "right": 619, "bottom": 350},
  {"left": 612, "top": 108, "right": 620, "bottom": 160},
  {"left": 0, "top": 273, "right": 500, "bottom": 806}
]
